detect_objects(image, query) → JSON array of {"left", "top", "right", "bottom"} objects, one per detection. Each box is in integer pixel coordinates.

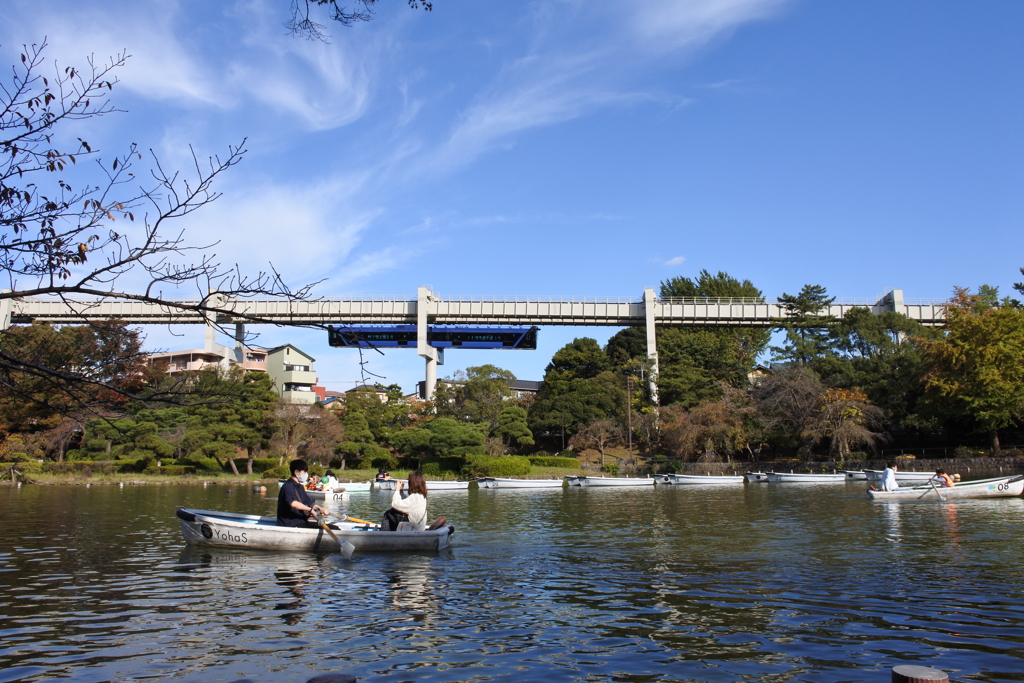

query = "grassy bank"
[{"left": 1, "top": 467, "right": 585, "bottom": 486}]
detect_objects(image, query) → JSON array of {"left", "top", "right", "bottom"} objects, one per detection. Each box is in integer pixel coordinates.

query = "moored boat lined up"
[
  {"left": 426, "top": 480, "right": 471, "bottom": 490},
  {"left": 176, "top": 508, "right": 454, "bottom": 554},
  {"left": 577, "top": 476, "right": 655, "bottom": 487},
  {"left": 478, "top": 477, "right": 564, "bottom": 489},
  {"left": 745, "top": 472, "right": 770, "bottom": 483},
  {"left": 664, "top": 473, "right": 745, "bottom": 485},
  {"left": 844, "top": 470, "right": 867, "bottom": 480},
  {"left": 867, "top": 475, "right": 1024, "bottom": 501},
  {"left": 766, "top": 472, "right": 846, "bottom": 483},
  {"left": 372, "top": 478, "right": 470, "bottom": 490},
  {"left": 565, "top": 475, "right": 583, "bottom": 486}
]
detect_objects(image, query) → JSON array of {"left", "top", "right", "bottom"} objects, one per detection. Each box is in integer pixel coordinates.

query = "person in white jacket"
[
  {"left": 388, "top": 470, "right": 429, "bottom": 531},
  {"left": 880, "top": 462, "right": 899, "bottom": 491}
]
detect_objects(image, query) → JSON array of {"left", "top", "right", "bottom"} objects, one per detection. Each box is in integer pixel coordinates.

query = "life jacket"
[{"left": 937, "top": 473, "right": 955, "bottom": 487}]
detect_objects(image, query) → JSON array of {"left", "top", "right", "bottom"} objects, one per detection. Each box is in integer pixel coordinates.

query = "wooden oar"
[
  {"left": 928, "top": 478, "right": 946, "bottom": 502},
  {"left": 336, "top": 513, "right": 377, "bottom": 527},
  {"left": 314, "top": 515, "right": 355, "bottom": 559}
]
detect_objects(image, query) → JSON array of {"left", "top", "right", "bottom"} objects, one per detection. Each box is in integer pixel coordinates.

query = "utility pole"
[{"left": 626, "top": 374, "right": 633, "bottom": 459}]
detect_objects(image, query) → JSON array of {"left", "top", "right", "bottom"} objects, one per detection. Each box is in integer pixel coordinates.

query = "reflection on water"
[{"left": 2, "top": 482, "right": 1024, "bottom": 682}]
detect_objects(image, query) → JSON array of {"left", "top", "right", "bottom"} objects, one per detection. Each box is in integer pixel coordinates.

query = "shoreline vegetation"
[
  {"left": 0, "top": 466, "right": 586, "bottom": 486},
  {"left": 5, "top": 459, "right": 1024, "bottom": 486}
]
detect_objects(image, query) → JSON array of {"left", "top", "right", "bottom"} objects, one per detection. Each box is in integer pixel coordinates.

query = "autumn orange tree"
[
  {"left": 916, "top": 287, "right": 1024, "bottom": 454},
  {"left": 803, "top": 387, "right": 883, "bottom": 458}
]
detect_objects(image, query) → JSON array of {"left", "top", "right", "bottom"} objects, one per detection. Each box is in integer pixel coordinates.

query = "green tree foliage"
[
  {"left": 180, "top": 370, "right": 280, "bottom": 474},
  {"left": 529, "top": 369, "right": 625, "bottom": 445},
  {"left": 343, "top": 384, "right": 414, "bottom": 442},
  {"left": 810, "top": 308, "right": 939, "bottom": 436},
  {"left": 605, "top": 271, "right": 769, "bottom": 407},
  {"left": 335, "top": 411, "right": 376, "bottom": 469},
  {"left": 660, "top": 270, "right": 770, "bottom": 373},
  {"left": 771, "top": 284, "right": 837, "bottom": 365},
  {"left": 0, "top": 322, "right": 147, "bottom": 434},
  {"left": 544, "top": 338, "right": 611, "bottom": 383},
  {"left": 434, "top": 365, "right": 516, "bottom": 431},
  {"left": 916, "top": 287, "right": 1024, "bottom": 453},
  {"left": 389, "top": 426, "right": 433, "bottom": 463},
  {"left": 426, "top": 417, "right": 486, "bottom": 457},
  {"left": 493, "top": 406, "right": 534, "bottom": 451}
]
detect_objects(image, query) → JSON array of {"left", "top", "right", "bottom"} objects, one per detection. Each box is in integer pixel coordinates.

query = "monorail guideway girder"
[{"left": 2, "top": 286, "right": 944, "bottom": 402}]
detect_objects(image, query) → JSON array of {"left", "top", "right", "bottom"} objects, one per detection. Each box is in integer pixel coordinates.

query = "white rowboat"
[
  {"left": 478, "top": 477, "right": 564, "bottom": 488},
  {"left": 844, "top": 470, "right": 867, "bottom": 480},
  {"left": 745, "top": 472, "right": 770, "bottom": 483},
  {"left": 577, "top": 476, "right": 655, "bottom": 487},
  {"left": 868, "top": 475, "right": 1024, "bottom": 501},
  {"left": 565, "top": 476, "right": 583, "bottom": 486},
  {"left": 426, "top": 480, "right": 471, "bottom": 490},
  {"left": 306, "top": 489, "right": 350, "bottom": 502},
  {"left": 278, "top": 479, "right": 372, "bottom": 494},
  {"left": 665, "top": 474, "right": 745, "bottom": 485},
  {"left": 766, "top": 472, "right": 846, "bottom": 483},
  {"left": 371, "top": 479, "right": 470, "bottom": 490},
  {"left": 176, "top": 508, "right": 454, "bottom": 553}
]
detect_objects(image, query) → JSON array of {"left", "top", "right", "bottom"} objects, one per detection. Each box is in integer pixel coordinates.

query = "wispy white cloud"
[
  {"left": 413, "top": 0, "right": 789, "bottom": 175},
  {"left": 664, "top": 255, "right": 687, "bottom": 266},
  {"left": 629, "top": 0, "right": 791, "bottom": 54}
]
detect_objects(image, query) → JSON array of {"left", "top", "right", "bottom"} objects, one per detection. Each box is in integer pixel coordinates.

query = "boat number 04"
[{"left": 200, "top": 523, "right": 249, "bottom": 544}]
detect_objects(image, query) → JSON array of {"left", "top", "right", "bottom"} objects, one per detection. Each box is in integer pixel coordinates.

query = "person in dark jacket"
[{"left": 277, "top": 459, "right": 326, "bottom": 527}]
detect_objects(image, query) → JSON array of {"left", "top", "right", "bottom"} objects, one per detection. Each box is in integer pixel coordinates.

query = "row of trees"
[
  {"left": 2, "top": 270, "right": 1022, "bottom": 474},
  {"left": 522, "top": 271, "right": 1024, "bottom": 461}
]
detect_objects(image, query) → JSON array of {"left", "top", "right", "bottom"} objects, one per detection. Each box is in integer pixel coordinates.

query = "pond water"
[{"left": 2, "top": 478, "right": 1023, "bottom": 683}]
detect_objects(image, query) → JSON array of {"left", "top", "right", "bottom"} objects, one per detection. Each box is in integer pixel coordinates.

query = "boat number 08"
[{"left": 997, "top": 482, "right": 1010, "bottom": 491}]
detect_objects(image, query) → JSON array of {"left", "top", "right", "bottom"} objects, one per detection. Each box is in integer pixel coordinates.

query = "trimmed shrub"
[
  {"left": 179, "top": 454, "right": 222, "bottom": 472},
  {"left": 251, "top": 458, "right": 280, "bottom": 474},
  {"left": 601, "top": 463, "right": 619, "bottom": 475},
  {"left": 462, "top": 455, "right": 531, "bottom": 478},
  {"left": 421, "top": 462, "right": 442, "bottom": 477},
  {"left": 263, "top": 465, "right": 289, "bottom": 480},
  {"left": 41, "top": 461, "right": 118, "bottom": 475},
  {"left": 558, "top": 449, "right": 575, "bottom": 458},
  {"left": 527, "top": 456, "right": 580, "bottom": 469},
  {"left": 14, "top": 460, "right": 42, "bottom": 474}
]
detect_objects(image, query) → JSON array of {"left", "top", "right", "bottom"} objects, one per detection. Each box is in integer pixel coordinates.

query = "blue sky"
[{"left": 2, "top": 0, "right": 1022, "bottom": 393}]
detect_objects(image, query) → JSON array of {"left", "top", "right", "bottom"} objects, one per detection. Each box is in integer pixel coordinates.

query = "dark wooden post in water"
[{"left": 892, "top": 664, "right": 949, "bottom": 683}]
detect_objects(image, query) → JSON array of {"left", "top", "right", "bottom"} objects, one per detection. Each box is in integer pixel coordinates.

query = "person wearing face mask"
[{"left": 277, "top": 459, "right": 326, "bottom": 527}]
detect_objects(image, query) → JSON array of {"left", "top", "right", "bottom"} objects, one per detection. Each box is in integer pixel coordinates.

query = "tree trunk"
[
  {"left": 226, "top": 454, "right": 240, "bottom": 476},
  {"left": 246, "top": 446, "right": 254, "bottom": 475},
  {"left": 990, "top": 429, "right": 1001, "bottom": 456}
]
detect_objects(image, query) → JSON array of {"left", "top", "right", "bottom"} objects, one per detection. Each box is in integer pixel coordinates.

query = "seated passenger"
[
  {"left": 277, "top": 459, "right": 326, "bottom": 527},
  {"left": 932, "top": 469, "right": 955, "bottom": 487},
  {"left": 382, "top": 470, "right": 429, "bottom": 531}
]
